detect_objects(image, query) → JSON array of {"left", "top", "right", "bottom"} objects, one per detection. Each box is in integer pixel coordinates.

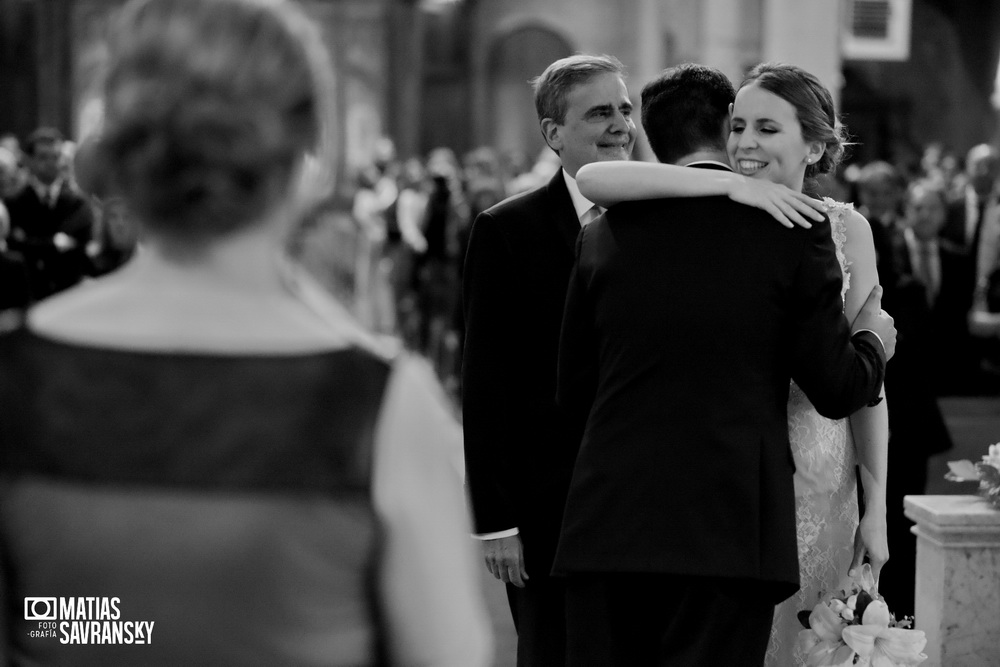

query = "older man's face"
[{"left": 542, "top": 72, "right": 636, "bottom": 179}]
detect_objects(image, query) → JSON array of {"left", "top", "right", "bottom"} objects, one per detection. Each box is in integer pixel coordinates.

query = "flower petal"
[
  {"left": 946, "top": 459, "right": 981, "bottom": 482},
  {"left": 873, "top": 628, "right": 928, "bottom": 666},
  {"left": 797, "top": 629, "right": 821, "bottom": 656},
  {"left": 806, "top": 639, "right": 856, "bottom": 667},
  {"left": 842, "top": 625, "right": 879, "bottom": 657},
  {"left": 857, "top": 564, "right": 877, "bottom": 593},
  {"left": 809, "top": 603, "right": 846, "bottom": 642},
  {"left": 861, "top": 600, "right": 891, "bottom": 627}
]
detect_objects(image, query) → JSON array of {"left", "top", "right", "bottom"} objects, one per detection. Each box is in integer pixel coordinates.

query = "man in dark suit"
[
  {"left": 939, "top": 143, "right": 1000, "bottom": 391},
  {"left": 5, "top": 127, "right": 94, "bottom": 300},
  {"left": 553, "top": 64, "right": 895, "bottom": 666},
  {"left": 461, "top": 54, "right": 637, "bottom": 666}
]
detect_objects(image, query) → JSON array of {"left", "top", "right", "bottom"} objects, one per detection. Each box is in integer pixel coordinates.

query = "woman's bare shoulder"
[{"left": 841, "top": 206, "right": 876, "bottom": 252}]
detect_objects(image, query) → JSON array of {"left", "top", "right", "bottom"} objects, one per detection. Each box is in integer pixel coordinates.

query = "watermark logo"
[
  {"left": 24, "top": 598, "right": 57, "bottom": 621},
  {"left": 24, "top": 597, "right": 154, "bottom": 645}
]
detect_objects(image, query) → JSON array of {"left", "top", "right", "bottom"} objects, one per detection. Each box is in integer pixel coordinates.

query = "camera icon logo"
[{"left": 24, "top": 598, "right": 57, "bottom": 621}]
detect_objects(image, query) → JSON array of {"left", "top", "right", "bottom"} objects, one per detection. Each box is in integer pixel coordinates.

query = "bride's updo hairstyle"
[
  {"left": 738, "top": 63, "right": 848, "bottom": 183},
  {"left": 97, "top": 0, "right": 335, "bottom": 241}
]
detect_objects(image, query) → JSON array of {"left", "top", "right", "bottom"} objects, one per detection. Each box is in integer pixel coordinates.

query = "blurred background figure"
[
  {"left": 72, "top": 135, "right": 140, "bottom": 278},
  {"left": 856, "top": 160, "right": 908, "bottom": 297},
  {"left": 0, "top": 0, "right": 491, "bottom": 665},
  {"left": 392, "top": 155, "right": 430, "bottom": 347},
  {"left": 4, "top": 127, "right": 93, "bottom": 300},
  {"left": 0, "top": 145, "right": 30, "bottom": 316},
  {"left": 506, "top": 148, "right": 561, "bottom": 195},
  {"left": 0, "top": 145, "right": 26, "bottom": 199},
  {"left": 415, "top": 147, "right": 468, "bottom": 392},
  {"left": 351, "top": 161, "right": 399, "bottom": 334},
  {"left": 940, "top": 144, "right": 1000, "bottom": 392},
  {"left": 873, "top": 179, "right": 954, "bottom": 616},
  {"left": 85, "top": 193, "right": 138, "bottom": 277}
]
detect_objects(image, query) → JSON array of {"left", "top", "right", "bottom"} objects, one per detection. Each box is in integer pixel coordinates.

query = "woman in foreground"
[
  {"left": 0, "top": 0, "right": 491, "bottom": 665},
  {"left": 577, "top": 62, "right": 890, "bottom": 667}
]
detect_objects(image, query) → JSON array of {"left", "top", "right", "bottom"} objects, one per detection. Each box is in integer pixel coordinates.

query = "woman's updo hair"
[
  {"left": 97, "top": 0, "right": 335, "bottom": 239},
  {"left": 738, "top": 63, "right": 848, "bottom": 183}
]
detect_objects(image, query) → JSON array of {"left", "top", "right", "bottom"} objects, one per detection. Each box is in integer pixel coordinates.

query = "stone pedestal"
[{"left": 904, "top": 495, "right": 1000, "bottom": 667}]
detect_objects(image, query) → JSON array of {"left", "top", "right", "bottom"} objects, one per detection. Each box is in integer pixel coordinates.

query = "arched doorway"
[{"left": 487, "top": 26, "right": 571, "bottom": 167}]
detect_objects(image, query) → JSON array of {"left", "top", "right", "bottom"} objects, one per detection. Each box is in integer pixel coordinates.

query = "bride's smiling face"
[{"left": 727, "top": 83, "right": 823, "bottom": 192}]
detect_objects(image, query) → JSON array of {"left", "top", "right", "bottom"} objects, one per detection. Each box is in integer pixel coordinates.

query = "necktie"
[
  {"left": 918, "top": 241, "right": 938, "bottom": 307},
  {"left": 581, "top": 205, "right": 604, "bottom": 226}
]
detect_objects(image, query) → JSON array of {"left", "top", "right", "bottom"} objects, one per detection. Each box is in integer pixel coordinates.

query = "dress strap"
[{"left": 822, "top": 198, "right": 854, "bottom": 304}]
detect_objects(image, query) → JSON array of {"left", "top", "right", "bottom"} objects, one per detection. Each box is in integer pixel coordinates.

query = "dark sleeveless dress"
[{"left": 0, "top": 327, "right": 392, "bottom": 666}]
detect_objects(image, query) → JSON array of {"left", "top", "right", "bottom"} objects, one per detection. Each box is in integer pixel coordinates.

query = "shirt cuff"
[
  {"left": 853, "top": 328, "right": 885, "bottom": 356},
  {"left": 471, "top": 528, "right": 519, "bottom": 541}
]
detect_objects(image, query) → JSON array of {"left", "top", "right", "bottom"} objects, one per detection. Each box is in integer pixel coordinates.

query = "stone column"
[
  {"left": 35, "top": 0, "right": 74, "bottom": 133},
  {"left": 387, "top": 0, "right": 424, "bottom": 160},
  {"left": 701, "top": 0, "right": 749, "bottom": 86},
  {"left": 761, "top": 0, "right": 843, "bottom": 107},
  {"left": 629, "top": 0, "right": 663, "bottom": 161},
  {"left": 904, "top": 495, "right": 1000, "bottom": 667}
]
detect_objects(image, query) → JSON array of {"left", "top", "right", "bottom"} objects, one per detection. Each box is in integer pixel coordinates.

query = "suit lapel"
[{"left": 544, "top": 170, "right": 582, "bottom": 255}]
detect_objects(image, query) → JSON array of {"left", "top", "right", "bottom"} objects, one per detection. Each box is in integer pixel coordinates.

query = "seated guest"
[{"left": 0, "top": 1, "right": 492, "bottom": 665}]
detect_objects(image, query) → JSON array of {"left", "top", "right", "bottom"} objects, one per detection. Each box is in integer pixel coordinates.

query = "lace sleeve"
[{"left": 822, "top": 198, "right": 854, "bottom": 306}]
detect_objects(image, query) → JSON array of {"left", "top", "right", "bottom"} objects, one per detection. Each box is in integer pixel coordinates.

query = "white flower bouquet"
[
  {"left": 945, "top": 443, "right": 1000, "bottom": 510},
  {"left": 796, "top": 565, "right": 927, "bottom": 666}
]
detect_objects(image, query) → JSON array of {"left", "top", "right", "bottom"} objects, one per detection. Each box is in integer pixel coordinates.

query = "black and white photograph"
[{"left": 1, "top": 1, "right": 999, "bottom": 665}]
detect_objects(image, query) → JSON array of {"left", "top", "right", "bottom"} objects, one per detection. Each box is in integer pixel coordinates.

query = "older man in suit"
[
  {"left": 554, "top": 64, "right": 895, "bottom": 666},
  {"left": 461, "top": 54, "right": 636, "bottom": 667}
]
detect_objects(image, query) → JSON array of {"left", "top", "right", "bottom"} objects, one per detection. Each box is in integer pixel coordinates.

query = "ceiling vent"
[{"left": 842, "top": 0, "right": 912, "bottom": 61}]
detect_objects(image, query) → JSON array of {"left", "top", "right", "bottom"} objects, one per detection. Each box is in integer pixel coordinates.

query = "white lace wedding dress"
[{"left": 765, "top": 199, "right": 859, "bottom": 667}]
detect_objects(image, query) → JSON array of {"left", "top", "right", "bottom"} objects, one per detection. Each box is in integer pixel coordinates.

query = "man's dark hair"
[
  {"left": 24, "top": 127, "right": 64, "bottom": 157},
  {"left": 640, "top": 64, "right": 734, "bottom": 164}
]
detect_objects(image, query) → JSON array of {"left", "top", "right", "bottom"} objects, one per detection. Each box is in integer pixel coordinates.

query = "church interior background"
[
  {"left": 2, "top": 0, "right": 999, "bottom": 202},
  {"left": 3, "top": 2, "right": 1000, "bottom": 663}
]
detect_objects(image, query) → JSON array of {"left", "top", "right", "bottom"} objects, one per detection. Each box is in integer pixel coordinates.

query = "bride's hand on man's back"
[{"left": 725, "top": 176, "right": 826, "bottom": 229}]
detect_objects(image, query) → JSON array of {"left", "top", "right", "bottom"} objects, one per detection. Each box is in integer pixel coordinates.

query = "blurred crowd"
[
  {"left": 4, "top": 124, "right": 1000, "bottom": 402},
  {"left": 345, "top": 139, "right": 561, "bottom": 395},
  {"left": 832, "top": 142, "right": 1000, "bottom": 397},
  {"left": 347, "top": 137, "right": 1000, "bottom": 401},
  {"left": 0, "top": 127, "right": 137, "bottom": 313}
]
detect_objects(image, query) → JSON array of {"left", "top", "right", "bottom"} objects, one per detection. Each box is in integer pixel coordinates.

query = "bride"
[{"left": 576, "top": 62, "right": 889, "bottom": 666}]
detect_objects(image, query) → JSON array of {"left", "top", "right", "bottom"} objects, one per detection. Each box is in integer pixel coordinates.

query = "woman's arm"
[
  {"left": 576, "top": 160, "right": 826, "bottom": 228},
  {"left": 373, "top": 355, "right": 494, "bottom": 667},
  {"left": 841, "top": 209, "right": 890, "bottom": 584}
]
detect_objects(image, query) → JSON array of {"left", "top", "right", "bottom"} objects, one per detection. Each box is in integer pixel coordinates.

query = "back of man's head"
[{"left": 641, "top": 64, "right": 734, "bottom": 165}]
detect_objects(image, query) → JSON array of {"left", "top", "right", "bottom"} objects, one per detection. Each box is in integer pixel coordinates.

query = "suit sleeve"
[
  {"left": 789, "top": 219, "right": 886, "bottom": 418},
  {"left": 461, "top": 211, "right": 521, "bottom": 534},
  {"left": 556, "top": 229, "right": 598, "bottom": 445}
]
